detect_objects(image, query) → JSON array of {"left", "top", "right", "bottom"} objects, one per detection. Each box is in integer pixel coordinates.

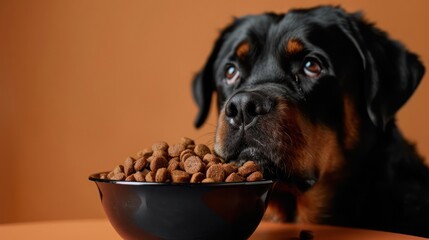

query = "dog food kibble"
[
  {"left": 133, "top": 171, "right": 147, "bottom": 182},
  {"left": 149, "top": 156, "right": 169, "bottom": 172},
  {"left": 100, "top": 138, "right": 265, "bottom": 183},
  {"left": 222, "top": 163, "right": 238, "bottom": 176},
  {"left": 167, "top": 158, "right": 180, "bottom": 172},
  {"left": 124, "top": 157, "right": 135, "bottom": 177},
  {"left": 152, "top": 141, "right": 169, "bottom": 152},
  {"left": 225, "top": 172, "right": 245, "bottom": 182},
  {"left": 180, "top": 149, "right": 194, "bottom": 163},
  {"left": 171, "top": 170, "right": 191, "bottom": 183},
  {"left": 180, "top": 137, "right": 195, "bottom": 147},
  {"left": 134, "top": 157, "right": 147, "bottom": 172},
  {"left": 125, "top": 174, "right": 135, "bottom": 181},
  {"left": 202, "top": 178, "right": 215, "bottom": 183},
  {"left": 191, "top": 172, "right": 205, "bottom": 183},
  {"left": 137, "top": 148, "right": 153, "bottom": 158},
  {"left": 168, "top": 144, "right": 186, "bottom": 157},
  {"left": 152, "top": 149, "right": 168, "bottom": 160},
  {"left": 206, "top": 164, "right": 226, "bottom": 182},
  {"left": 155, "top": 168, "right": 168, "bottom": 183},
  {"left": 194, "top": 144, "right": 211, "bottom": 159},
  {"left": 246, "top": 171, "right": 263, "bottom": 182},
  {"left": 184, "top": 156, "right": 205, "bottom": 174},
  {"left": 238, "top": 161, "right": 259, "bottom": 177},
  {"left": 203, "top": 154, "right": 222, "bottom": 164},
  {"left": 145, "top": 171, "right": 156, "bottom": 182}
]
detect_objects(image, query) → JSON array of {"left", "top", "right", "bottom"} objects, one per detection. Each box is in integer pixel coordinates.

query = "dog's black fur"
[{"left": 192, "top": 6, "right": 429, "bottom": 237}]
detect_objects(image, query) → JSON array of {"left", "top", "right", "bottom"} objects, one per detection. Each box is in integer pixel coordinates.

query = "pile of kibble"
[{"left": 98, "top": 137, "right": 263, "bottom": 183}]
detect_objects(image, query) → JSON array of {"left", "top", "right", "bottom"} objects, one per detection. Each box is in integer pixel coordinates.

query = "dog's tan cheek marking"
[
  {"left": 293, "top": 112, "right": 345, "bottom": 223},
  {"left": 285, "top": 38, "right": 304, "bottom": 56},
  {"left": 269, "top": 102, "right": 334, "bottom": 224},
  {"left": 343, "top": 95, "right": 360, "bottom": 150},
  {"left": 235, "top": 41, "right": 250, "bottom": 60},
  {"left": 214, "top": 110, "right": 227, "bottom": 156},
  {"left": 265, "top": 101, "right": 344, "bottom": 224},
  {"left": 275, "top": 102, "right": 307, "bottom": 172},
  {"left": 296, "top": 126, "right": 343, "bottom": 224}
]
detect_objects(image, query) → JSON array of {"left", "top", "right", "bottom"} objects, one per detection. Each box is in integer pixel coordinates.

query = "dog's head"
[{"left": 192, "top": 6, "right": 424, "bottom": 190}]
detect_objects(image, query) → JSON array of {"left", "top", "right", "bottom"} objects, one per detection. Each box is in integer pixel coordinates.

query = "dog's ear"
[
  {"left": 344, "top": 13, "right": 425, "bottom": 130},
  {"left": 192, "top": 69, "right": 213, "bottom": 128},
  {"left": 192, "top": 20, "right": 241, "bottom": 128}
]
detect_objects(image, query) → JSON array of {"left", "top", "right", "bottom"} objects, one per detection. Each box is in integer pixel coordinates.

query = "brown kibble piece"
[
  {"left": 180, "top": 137, "right": 195, "bottom": 147},
  {"left": 124, "top": 157, "right": 135, "bottom": 177},
  {"left": 167, "top": 158, "right": 180, "bottom": 172},
  {"left": 111, "top": 172, "right": 125, "bottom": 181},
  {"left": 203, "top": 154, "right": 222, "bottom": 164},
  {"left": 170, "top": 170, "right": 190, "bottom": 183},
  {"left": 179, "top": 161, "right": 185, "bottom": 171},
  {"left": 194, "top": 144, "right": 211, "bottom": 159},
  {"left": 152, "top": 141, "right": 169, "bottom": 151},
  {"left": 222, "top": 163, "right": 238, "bottom": 176},
  {"left": 205, "top": 161, "right": 217, "bottom": 172},
  {"left": 181, "top": 152, "right": 194, "bottom": 164},
  {"left": 225, "top": 172, "right": 245, "bottom": 182},
  {"left": 184, "top": 156, "right": 205, "bottom": 174},
  {"left": 99, "top": 173, "right": 108, "bottom": 179},
  {"left": 152, "top": 149, "right": 168, "bottom": 160},
  {"left": 202, "top": 178, "right": 215, "bottom": 183},
  {"left": 155, "top": 168, "right": 168, "bottom": 183},
  {"left": 145, "top": 171, "right": 156, "bottom": 182},
  {"left": 190, "top": 172, "right": 205, "bottom": 183},
  {"left": 149, "top": 156, "right": 169, "bottom": 172},
  {"left": 125, "top": 174, "right": 136, "bottom": 181},
  {"left": 168, "top": 144, "right": 186, "bottom": 158},
  {"left": 133, "top": 171, "right": 147, "bottom": 182},
  {"left": 107, "top": 171, "right": 115, "bottom": 179},
  {"left": 137, "top": 148, "right": 153, "bottom": 159},
  {"left": 246, "top": 171, "right": 263, "bottom": 181},
  {"left": 134, "top": 157, "right": 148, "bottom": 172},
  {"left": 180, "top": 149, "right": 194, "bottom": 162},
  {"left": 113, "top": 165, "right": 124, "bottom": 174},
  {"left": 186, "top": 144, "right": 195, "bottom": 150},
  {"left": 238, "top": 161, "right": 259, "bottom": 177},
  {"left": 206, "top": 164, "right": 226, "bottom": 182}
]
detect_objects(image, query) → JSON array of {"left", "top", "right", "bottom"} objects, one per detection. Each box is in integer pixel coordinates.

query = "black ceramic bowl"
[{"left": 89, "top": 172, "right": 274, "bottom": 240}]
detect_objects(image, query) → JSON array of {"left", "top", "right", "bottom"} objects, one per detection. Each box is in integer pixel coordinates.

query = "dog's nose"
[{"left": 225, "top": 91, "right": 272, "bottom": 127}]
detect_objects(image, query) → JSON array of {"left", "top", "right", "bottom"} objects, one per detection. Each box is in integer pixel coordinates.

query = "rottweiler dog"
[{"left": 192, "top": 5, "right": 429, "bottom": 237}]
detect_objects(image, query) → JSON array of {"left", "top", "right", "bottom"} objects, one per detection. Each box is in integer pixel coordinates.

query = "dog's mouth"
[
  {"left": 214, "top": 133, "right": 292, "bottom": 181},
  {"left": 215, "top": 143, "right": 318, "bottom": 191},
  {"left": 216, "top": 146, "right": 277, "bottom": 179},
  {"left": 235, "top": 147, "right": 286, "bottom": 181},
  {"left": 213, "top": 91, "right": 320, "bottom": 191}
]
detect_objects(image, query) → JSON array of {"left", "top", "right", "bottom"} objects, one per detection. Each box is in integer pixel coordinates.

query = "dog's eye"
[
  {"left": 303, "top": 58, "right": 322, "bottom": 78},
  {"left": 225, "top": 65, "right": 240, "bottom": 85}
]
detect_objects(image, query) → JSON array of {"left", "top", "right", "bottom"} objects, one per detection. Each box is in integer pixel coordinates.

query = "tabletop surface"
[{"left": 0, "top": 218, "right": 426, "bottom": 240}]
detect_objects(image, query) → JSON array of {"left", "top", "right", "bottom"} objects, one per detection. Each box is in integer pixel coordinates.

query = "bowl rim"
[{"left": 89, "top": 171, "right": 274, "bottom": 186}]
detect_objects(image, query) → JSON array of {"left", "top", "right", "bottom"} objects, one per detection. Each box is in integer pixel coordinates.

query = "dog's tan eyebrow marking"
[
  {"left": 285, "top": 38, "right": 304, "bottom": 55},
  {"left": 235, "top": 41, "right": 250, "bottom": 60}
]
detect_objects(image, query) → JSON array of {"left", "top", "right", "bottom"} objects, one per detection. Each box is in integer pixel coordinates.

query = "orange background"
[{"left": 1, "top": 0, "right": 428, "bottom": 223}]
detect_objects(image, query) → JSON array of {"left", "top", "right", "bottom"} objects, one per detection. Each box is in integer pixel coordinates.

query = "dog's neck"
[
  {"left": 265, "top": 121, "right": 428, "bottom": 224},
  {"left": 265, "top": 170, "right": 344, "bottom": 223}
]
